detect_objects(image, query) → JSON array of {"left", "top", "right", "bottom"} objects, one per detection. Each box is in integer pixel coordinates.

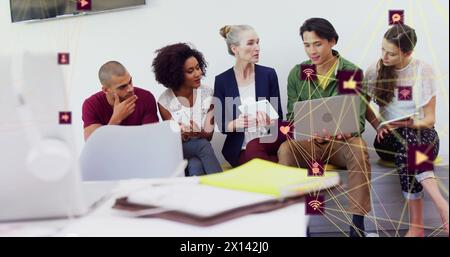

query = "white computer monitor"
[
  {"left": 80, "top": 121, "right": 185, "bottom": 181},
  {"left": 0, "top": 53, "right": 87, "bottom": 221}
]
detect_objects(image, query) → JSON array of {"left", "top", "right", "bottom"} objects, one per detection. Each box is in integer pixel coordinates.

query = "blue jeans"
[{"left": 182, "top": 138, "right": 223, "bottom": 176}]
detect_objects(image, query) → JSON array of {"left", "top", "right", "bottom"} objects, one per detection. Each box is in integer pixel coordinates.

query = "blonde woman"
[{"left": 214, "top": 25, "right": 286, "bottom": 167}]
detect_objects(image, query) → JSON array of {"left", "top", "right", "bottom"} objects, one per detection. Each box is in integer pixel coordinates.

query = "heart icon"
[{"left": 280, "top": 126, "right": 290, "bottom": 135}]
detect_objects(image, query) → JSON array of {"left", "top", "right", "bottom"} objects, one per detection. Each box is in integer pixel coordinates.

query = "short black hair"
[
  {"left": 152, "top": 43, "right": 207, "bottom": 90},
  {"left": 98, "top": 61, "right": 127, "bottom": 87},
  {"left": 299, "top": 18, "right": 339, "bottom": 43}
]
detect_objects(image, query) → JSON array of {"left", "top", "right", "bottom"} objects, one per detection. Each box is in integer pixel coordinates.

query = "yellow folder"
[{"left": 199, "top": 159, "right": 340, "bottom": 197}]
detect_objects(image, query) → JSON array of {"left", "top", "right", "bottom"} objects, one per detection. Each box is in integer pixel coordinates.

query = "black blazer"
[{"left": 213, "top": 64, "right": 283, "bottom": 167}]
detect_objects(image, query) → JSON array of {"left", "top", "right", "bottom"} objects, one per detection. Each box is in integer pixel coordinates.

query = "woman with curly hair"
[
  {"left": 365, "top": 24, "right": 448, "bottom": 236},
  {"left": 152, "top": 43, "right": 222, "bottom": 176}
]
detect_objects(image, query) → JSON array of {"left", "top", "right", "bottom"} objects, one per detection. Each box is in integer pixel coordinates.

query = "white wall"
[{"left": 1, "top": 0, "right": 448, "bottom": 159}]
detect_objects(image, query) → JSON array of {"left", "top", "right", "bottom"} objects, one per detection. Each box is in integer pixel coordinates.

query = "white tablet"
[
  {"left": 377, "top": 112, "right": 419, "bottom": 129},
  {"left": 238, "top": 99, "right": 279, "bottom": 120}
]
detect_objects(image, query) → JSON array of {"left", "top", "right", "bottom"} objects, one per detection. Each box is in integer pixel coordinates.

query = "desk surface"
[{"left": 0, "top": 178, "right": 309, "bottom": 237}]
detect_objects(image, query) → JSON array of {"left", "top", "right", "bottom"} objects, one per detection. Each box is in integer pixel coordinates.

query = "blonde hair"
[{"left": 219, "top": 25, "right": 254, "bottom": 56}]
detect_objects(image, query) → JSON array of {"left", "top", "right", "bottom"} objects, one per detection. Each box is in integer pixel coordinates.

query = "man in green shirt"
[{"left": 278, "top": 18, "right": 372, "bottom": 237}]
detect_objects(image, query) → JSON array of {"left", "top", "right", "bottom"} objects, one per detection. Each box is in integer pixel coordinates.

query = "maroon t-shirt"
[{"left": 82, "top": 87, "right": 159, "bottom": 128}]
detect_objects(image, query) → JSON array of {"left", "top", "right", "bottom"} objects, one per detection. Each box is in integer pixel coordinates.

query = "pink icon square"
[
  {"left": 300, "top": 64, "right": 317, "bottom": 81},
  {"left": 389, "top": 10, "right": 404, "bottom": 25},
  {"left": 398, "top": 86, "right": 412, "bottom": 101},
  {"left": 308, "top": 160, "right": 324, "bottom": 176},
  {"left": 58, "top": 53, "right": 70, "bottom": 65},
  {"left": 337, "top": 70, "right": 363, "bottom": 95},
  {"left": 77, "top": 0, "right": 92, "bottom": 11},
  {"left": 407, "top": 144, "right": 435, "bottom": 174},
  {"left": 59, "top": 112, "right": 72, "bottom": 124},
  {"left": 306, "top": 194, "right": 325, "bottom": 215}
]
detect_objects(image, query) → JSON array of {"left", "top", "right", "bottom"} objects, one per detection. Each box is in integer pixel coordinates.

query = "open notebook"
[
  {"left": 199, "top": 159, "right": 339, "bottom": 197},
  {"left": 112, "top": 159, "right": 339, "bottom": 226}
]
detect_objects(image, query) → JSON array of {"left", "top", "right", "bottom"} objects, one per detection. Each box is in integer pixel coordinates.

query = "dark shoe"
[{"left": 349, "top": 226, "right": 366, "bottom": 237}]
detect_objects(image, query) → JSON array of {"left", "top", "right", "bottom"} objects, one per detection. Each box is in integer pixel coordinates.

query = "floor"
[
  {"left": 310, "top": 229, "right": 447, "bottom": 237},
  {"left": 307, "top": 154, "right": 449, "bottom": 238}
]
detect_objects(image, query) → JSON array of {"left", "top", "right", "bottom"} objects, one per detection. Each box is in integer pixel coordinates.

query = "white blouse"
[
  {"left": 365, "top": 58, "right": 437, "bottom": 122},
  {"left": 158, "top": 85, "right": 213, "bottom": 130},
  {"left": 238, "top": 82, "right": 268, "bottom": 150}
]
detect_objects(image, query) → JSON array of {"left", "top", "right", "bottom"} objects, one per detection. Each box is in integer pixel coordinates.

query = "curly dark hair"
[{"left": 152, "top": 43, "right": 207, "bottom": 90}]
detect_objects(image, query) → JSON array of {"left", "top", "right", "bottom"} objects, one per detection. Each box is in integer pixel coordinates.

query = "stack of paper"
[
  {"left": 126, "top": 184, "right": 274, "bottom": 217},
  {"left": 114, "top": 159, "right": 339, "bottom": 225}
]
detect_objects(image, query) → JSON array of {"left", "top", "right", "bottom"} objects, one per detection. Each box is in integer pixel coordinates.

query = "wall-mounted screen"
[{"left": 10, "top": 0, "right": 146, "bottom": 23}]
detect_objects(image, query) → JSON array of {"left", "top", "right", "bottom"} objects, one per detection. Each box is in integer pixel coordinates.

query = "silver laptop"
[
  {"left": 292, "top": 95, "right": 361, "bottom": 141},
  {"left": 0, "top": 53, "right": 113, "bottom": 222}
]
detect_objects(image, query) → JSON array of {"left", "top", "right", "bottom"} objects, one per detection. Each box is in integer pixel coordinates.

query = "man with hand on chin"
[{"left": 82, "top": 61, "right": 159, "bottom": 141}]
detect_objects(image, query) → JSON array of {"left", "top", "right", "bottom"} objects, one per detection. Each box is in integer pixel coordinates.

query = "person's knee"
[
  {"left": 348, "top": 137, "right": 367, "bottom": 147},
  {"left": 398, "top": 127, "right": 415, "bottom": 139},
  {"left": 246, "top": 138, "right": 264, "bottom": 152},
  {"left": 196, "top": 138, "right": 215, "bottom": 154},
  {"left": 345, "top": 137, "right": 371, "bottom": 172},
  {"left": 346, "top": 137, "right": 369, "bottom": 157},
  {"left": 278, "top": 141, "right": 297, "bottom": 166},
  {"left": 196, "top": 138, "right": 211, "bottom": 148},
  {"left": 277, "top": 141, "right": 291, "bottom": 157},
  {"left": 187, "top": 157, "right": 204, "bottom": 176}
]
